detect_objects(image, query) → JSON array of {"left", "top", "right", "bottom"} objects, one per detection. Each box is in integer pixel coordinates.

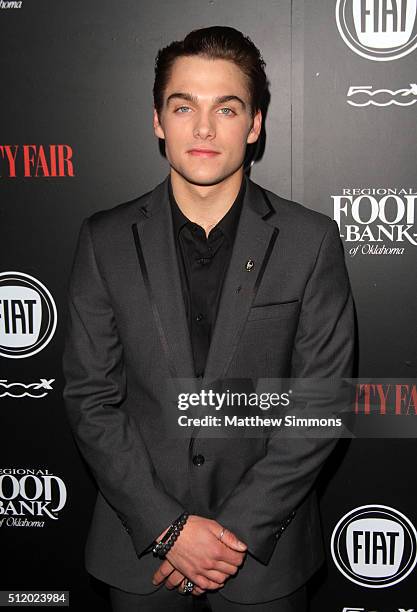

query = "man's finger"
[
  {"left": 164, "top": 569, "right": 186, "bottom": 590},
  {"left": 211, "top": 559, "right": 241, "bottom": 576},
  {"left": 215, "top": 542, "right": 247, "bottom": 568},
  {"left": 152, "top": 560, "right": 174, "bottom": 585},
  {"left": 192, "top": 586, "right": 206, "bottom": 596},
  {"left": 218, "top": 527, "right": 247, "bottom": 552}
]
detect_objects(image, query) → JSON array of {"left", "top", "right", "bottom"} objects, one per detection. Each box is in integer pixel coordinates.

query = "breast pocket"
[{"left": 247, "top": 299, "right": 300, "bottom": 322}]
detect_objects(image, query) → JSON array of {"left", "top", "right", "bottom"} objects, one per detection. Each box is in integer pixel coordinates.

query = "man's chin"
[{"left": 170, "top": 166, "right": 239, "bottom": 187}]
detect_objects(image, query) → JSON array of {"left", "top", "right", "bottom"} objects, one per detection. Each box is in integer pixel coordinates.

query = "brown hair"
[{"left": 153, "top": 26, "right": 268, "bottom": 119}]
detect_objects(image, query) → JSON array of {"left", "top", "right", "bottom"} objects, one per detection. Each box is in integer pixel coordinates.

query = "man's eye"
[
  {"left": 218, "top": 108, "right": 236, "bottom": 116},
  {"left": 174, "top": 106, "right": 236, "bottom": 115}
]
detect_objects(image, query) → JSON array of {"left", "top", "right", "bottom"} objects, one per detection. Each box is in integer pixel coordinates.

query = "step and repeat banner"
[
  {"left": 1, "top": 1, "right": 416, "bottom": 610},
  {"left": 295, "top": 1, "right": 417, "bottom": 609}
]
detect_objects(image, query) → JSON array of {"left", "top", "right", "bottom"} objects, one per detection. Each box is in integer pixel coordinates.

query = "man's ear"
[
  {"left": 153, "top": 108, "right": 165, "bottom": 140},
  {"left": 246, "top": 109, "right": 262, "bottom": 145}
]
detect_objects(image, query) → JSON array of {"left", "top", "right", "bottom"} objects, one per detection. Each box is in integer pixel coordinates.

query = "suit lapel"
[
  {"left": 131, "top": 177, "right": 196, "bottom": 383},
  {"left": 203, "top": 177, "right": 279, "bottom": 384},
  {"left": 131, "top": 174, "right": 280, "bottom": 410}
]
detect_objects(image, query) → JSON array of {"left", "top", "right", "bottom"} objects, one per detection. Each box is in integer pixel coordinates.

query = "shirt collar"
[{"left": 169, "top": 174, "right": 246, "bottom": 244}]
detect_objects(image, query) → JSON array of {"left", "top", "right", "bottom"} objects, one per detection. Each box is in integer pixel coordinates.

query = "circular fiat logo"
[
  {"left": 336, "top": 0, "right": 417, "bottom": 61},
  {"left": 0, "top": 271, "right": 57, "bottom": 359},
  {"left": 331, "top": 504, "right": 417, "bottom": 588}
]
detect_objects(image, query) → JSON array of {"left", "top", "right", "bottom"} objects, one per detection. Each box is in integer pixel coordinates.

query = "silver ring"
[{"left": 182, "top": 579, "right": 194, "bottom": 594}]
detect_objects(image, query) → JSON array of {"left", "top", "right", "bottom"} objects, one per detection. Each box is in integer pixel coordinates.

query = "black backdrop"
[{"left": 1, "top": 1, "right": 416, "bottom": 610}]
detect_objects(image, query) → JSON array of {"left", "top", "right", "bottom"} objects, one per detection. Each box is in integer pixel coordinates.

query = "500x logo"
[
  {"left": 0, "top": 379, "right": 55, "bottom": 398},
  {"left": 342, "top": 608, "right": 415, "bottom": 611},
  {"left": 347, "top": 83, "right": 417, "bottom": 106}
]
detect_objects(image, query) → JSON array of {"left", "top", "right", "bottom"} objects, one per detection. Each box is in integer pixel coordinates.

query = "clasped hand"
[{"left": 151, "top": 515, "right": 247, "bottom": 596}]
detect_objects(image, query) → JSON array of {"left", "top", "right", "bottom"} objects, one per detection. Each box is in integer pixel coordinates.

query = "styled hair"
[{"left": 153, "top": 26, "right": 268, "bottom": 118}]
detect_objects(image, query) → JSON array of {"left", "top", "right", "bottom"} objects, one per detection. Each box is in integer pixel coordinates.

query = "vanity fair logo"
[
  {"left": 332, "top": 505, "right": 417, "bottom": 588},
  {"left": 332, "top": 188, "right": 417, "bottom": 256},
  {"left": 0, "top": 1, "right": 23, "bottom": 7},
  {"left": 0, "top": 468, "right": 67, "bottom": 526},
  {"left": 0, "top": 145, "right": 74, "bottom": 177},
  {"left": 336, "top": 0, "right": 417, "bottom": 61},
  {"left": 0, "top": 271, "right": 57, "bottom": 358}
]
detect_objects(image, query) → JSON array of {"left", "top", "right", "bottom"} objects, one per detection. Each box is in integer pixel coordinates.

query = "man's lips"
[{"left": 187, "top": 149, "right": 221, "bottom": 157}]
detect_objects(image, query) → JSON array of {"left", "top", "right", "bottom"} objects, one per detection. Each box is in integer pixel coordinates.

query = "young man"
[{"left": 62, "top": 26, "right": 355, "bottom": 612}]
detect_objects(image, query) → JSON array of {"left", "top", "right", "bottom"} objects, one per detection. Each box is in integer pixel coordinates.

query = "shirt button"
[
  {"left": 195, "top": 313, "right": 204, "bottom": 322},
  {"left": 192, "top": 454, "right": 205, "bottom": 466}
]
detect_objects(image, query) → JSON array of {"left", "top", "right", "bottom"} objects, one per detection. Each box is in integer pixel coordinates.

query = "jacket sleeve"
[
  {"left": 214, "top": 218, "right": 355, "bottom": 566},
  {"left": 62, "top": 217, "right": 186, "bottom": 558}
]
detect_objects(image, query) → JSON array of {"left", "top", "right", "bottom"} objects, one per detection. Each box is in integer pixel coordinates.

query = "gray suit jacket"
[{"left": 62, "top": 173, "right": 355, "bottom": 603}]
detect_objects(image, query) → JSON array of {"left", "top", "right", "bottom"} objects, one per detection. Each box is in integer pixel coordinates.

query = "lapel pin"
[{"left": 245, "top": 259, "right": 254, "bottom": 271}]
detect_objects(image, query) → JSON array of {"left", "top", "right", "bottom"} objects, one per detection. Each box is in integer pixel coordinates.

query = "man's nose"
[{"left": 193, "top": 111, "right": 216, "bottom": 139}]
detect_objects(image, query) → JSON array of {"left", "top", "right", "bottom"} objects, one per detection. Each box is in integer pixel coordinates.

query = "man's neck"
[{"left": 170, "top": 168, "right": 244, "bottom": 236}]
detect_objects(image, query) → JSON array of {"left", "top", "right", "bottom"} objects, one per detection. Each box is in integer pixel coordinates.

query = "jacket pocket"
[{"left": 247, "top": 299, "right": 300, "bottom": 322}]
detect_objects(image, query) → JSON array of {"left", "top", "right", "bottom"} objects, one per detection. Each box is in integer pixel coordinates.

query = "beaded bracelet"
[{"left": 152, "top": 511, "right": 189, "bottom": 558}]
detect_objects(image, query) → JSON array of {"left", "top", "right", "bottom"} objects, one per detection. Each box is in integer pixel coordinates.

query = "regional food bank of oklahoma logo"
[
  {"left": 336, "top": 0, "right": 417, "bottom": 61},
  {"left": 331, "top": 505, "right": 417, "bottom": 588},
  {"left": 0, "top": 271, "right": 57, "bottom": 359}
]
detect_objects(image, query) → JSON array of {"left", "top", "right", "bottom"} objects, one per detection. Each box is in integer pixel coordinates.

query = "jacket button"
[{"left": 192, "top": 454, "right": 205, "bottom": 466}]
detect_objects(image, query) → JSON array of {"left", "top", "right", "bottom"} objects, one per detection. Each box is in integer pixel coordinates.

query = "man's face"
[{"left": 153, "top": 55, "right": 262, "bottom": 186}]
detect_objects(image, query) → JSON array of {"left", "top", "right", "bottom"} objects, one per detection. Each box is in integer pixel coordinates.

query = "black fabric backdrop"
[{"left": 1, "top": 1, "right": 416, "bottom": 609}]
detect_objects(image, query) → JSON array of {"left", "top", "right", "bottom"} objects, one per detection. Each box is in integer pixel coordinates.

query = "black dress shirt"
[
  {"left": 168, "top": 175, "right": 246, "bottom": 378},
  {"left": 142, "top": 176, "right": 246, "bottom": 556}
]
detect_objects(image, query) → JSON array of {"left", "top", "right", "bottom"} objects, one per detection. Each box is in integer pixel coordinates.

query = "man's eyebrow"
[{"left": 166, "top": 92, "right": 246, "bottom": 109}]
